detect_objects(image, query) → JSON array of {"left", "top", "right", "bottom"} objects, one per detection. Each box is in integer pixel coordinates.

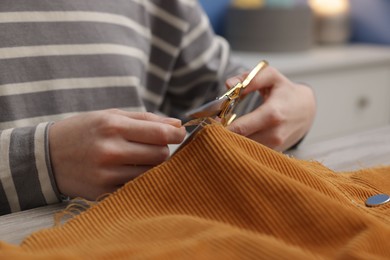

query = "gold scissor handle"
[{"left": 218, "top": 60, "right": 268, "bottom": 125}]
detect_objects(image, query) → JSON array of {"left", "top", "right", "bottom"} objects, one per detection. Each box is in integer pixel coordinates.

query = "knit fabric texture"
[{"left": 0, "top": 124, "right": 389, "bottom": 259}]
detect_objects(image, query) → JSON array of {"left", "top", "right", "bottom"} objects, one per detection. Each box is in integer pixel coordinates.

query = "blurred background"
[
  {"left": 199, "top": 0, "right": 390, "bottom": 47},
  {"left": 198, "top": 0, "right": 390, "bottom": 145}
]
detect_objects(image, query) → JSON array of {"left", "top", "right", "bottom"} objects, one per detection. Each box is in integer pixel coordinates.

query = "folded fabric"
[{"left": 1, "top": 124, "right": 389, "bottom": 259}]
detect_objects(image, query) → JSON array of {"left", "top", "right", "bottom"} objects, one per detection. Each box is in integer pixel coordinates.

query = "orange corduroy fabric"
[{"left": 0, "top": 124, "right": 389, "bottom": 259}]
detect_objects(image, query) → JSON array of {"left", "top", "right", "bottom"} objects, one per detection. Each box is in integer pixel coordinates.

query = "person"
[{"left": 0, "top": 0, "right": 315, "bottom": 215}]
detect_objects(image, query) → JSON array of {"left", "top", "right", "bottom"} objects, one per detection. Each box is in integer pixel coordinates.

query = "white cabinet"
[{"left": 232, "top": 45, "right": 390, "bottom": 144}]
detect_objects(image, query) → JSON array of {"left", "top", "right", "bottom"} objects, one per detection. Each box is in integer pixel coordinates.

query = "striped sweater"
[{"left": 0, "top": 0, "right": 244, "bottom": 215}]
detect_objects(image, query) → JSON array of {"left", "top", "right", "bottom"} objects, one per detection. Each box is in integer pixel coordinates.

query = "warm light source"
[
  {"left": 308, "top": 0, "right": 350, "bottom": 44},
  {"left": 232, "top": 0, "right": 265, "bottom": 9},
  {"left": 308, "top": 0, "right": 349, "bottom": 16}
]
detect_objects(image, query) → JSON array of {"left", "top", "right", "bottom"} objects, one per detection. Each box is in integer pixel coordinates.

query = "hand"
[
  {"left": 225, "top": 66, "right": 316, "bottom": 151},
  {"left": 49, "top": 109, "right": 186, "bottom": 200}
]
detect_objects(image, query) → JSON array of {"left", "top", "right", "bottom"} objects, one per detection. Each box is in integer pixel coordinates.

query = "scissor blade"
[
  {"left": 242, "top": 60, "right": 268, "bottom": 88},
  {"left": 185, "top": 96, "right": 228, "bottom": 119}
]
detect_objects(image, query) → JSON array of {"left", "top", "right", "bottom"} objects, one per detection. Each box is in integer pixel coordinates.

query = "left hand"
[{"left": 225, "top": 66, "right": 316, "bottom": 151}]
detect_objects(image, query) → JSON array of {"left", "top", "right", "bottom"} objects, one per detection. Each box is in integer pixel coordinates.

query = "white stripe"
[
  {"left": 177, "top": 0, "right": 196, "bottom": 7},
  {"left": 169, "top": 74, "right": 218, "bottom": 95},
  {"left": 131, "top": 0, "right": 188, "bottom": 31},
  {"left": 0, "top": 11, "right": 178, "bottom": 56},
  {"left": 181, "top": 14, "right": 209, "bottom": 48},
  {"left": 0, "top": 129, "right": 21, "bottom": 212},
  {"left": 140, "top": 88, "right": 164, "bottom": 105},
  {"left": 0, "top": 108, "right": 146, "bottom": 130},
  {"left": 34, "top": 123, "right": 58, "bottom": 204},
  {"left": 172, "top": 38, "right": 220, "bottom": 77},
  {"left": 0, "top": 44, "right": 148, "bottom": 63},
  {"left": 148, "top": 64, "right": 171, "bottom": 81},
  {"left": 216, "top": 36, "right": 230, "bottom": 80},
  {"left": 0, "top": 76, "right": 141, "bottom": 97},
  {"left": 151, "top": 37, "right": 179, "bottom": 56},
  {"left": 0, "top": 11, "right": 151, "bottom": 38},
  {"left": 0, "top": 44, "right": 171, "bottom": 81}
]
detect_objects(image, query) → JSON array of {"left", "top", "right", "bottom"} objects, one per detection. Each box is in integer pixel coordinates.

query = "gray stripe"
[
  {"left": 146, "top": 71, "right": 166, "bottom": 87},
  {"left": 151, "top": 62, "right": 221, "bottom": 116},
  {"left": 0, "top": 129, "right": 21, "bottom": 212},
  {"left": 148, "top": 16, "right": 183, "bottom": 47},
  {"left": 9, "top": 126, "right": 46, "bottom": 210},
  {"left": 0, "top": 22, "right": 150, "bottom": 51},
  {"left": 150, "top": 0, "right": 193, "bottom": 21},
  {"left": 145, "top": 48, "right": 178, "bottom": 97},
  {"left": 0, "top": 55, "right": 144, "bottom": 85},
  {"left": 0, "top": 0, "right": 187, "bottom": 45},
  {"left": 143, "top": 99, "right": 158, "bottom": 113},
  {"left": 176, "top": 1, "right": 204, "bottom": 33},
  {"left": 161, "top": 81, "right": 219, "bottom": 119},
  {"left": 44, "top": 123, "right": 61, "bottom": 201},
  {"left": 169, "top": 64, "right": 221, "bottom": 89},
  {"left": 148, "top": 46, "right": 176, "bottom": 70},
  {"left": 0, "top": 87, "right": 143, "bottom": 122},
  {"left": 168, "top": 81, "right": 219, "bottom": 104},
  {"left": 0, "top": 0, "right": 141, "bottom": 15},
  {"left": 145, "top": 74, "right": 167, "bottom": 101},
  {"left": 0, "top": 181, "right": 12, "bottom": 215},
  {"left": 173, "top": 31, "right": 214, "bottom": 69}
]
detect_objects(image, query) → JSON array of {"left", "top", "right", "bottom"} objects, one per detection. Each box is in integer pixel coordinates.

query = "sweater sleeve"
[
  {"left": 0, "top": 122, "right": 61, "bottom": 215},
  {"left": 161, "top": 1, "right": 261, "bottom": 119}
]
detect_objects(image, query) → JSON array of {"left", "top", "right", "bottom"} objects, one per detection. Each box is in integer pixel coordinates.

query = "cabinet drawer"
[{"left": 290, "top": 65, "right": 390, "bottom": 143}]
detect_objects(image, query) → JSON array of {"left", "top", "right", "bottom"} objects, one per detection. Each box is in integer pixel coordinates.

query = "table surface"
[{"left": 2, "top": 125, "right": 390, "bottom": 245}]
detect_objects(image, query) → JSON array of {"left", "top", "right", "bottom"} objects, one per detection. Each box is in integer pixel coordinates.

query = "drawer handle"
[{"left": 357, "top": 96, "right": 370, "bottom": 109}]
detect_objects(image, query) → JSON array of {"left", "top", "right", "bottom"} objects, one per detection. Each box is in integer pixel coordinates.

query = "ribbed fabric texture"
[{"left": 0, "top": 124, "right": 389, "bottom": 259}]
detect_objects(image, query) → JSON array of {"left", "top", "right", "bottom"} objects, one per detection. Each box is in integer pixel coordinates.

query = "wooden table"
[
  {"left": 290, "top": 125, "right": 390, "bottom": 171},
  {"left": 2, "top": 125, "right": 390, "bottom": 245}
]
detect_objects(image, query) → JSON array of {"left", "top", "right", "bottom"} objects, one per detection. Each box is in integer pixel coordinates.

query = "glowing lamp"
[{"left": 308, "top": 0, "right": 351, "bottom": 44}]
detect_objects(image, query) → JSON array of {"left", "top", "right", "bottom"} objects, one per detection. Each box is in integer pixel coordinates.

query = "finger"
[
  {"left": 106, "top": 110, "right": 186, "bottom": 144},
  {"left": 226, "top": 66, "right": 288, "bottom": 94},
  {"left": 227, "top": 103, "right": 281, "bottom": 137},
  {"left": 121, "top": 119, "right": 186, "bottom": 145},
  {"left": 225, "top": 75, "right": 245, "bottom": 89},
  {"left": 102, "top": 141, "right": 170, "bottom": 165},
  {"left": 126, "top": 142, "right": 170, "bottom": 165},
  {"left": 244, "top": 66, "right": 289, "bottom": 95},
  {"left": 111, "top": 110, "right": 182, "bottom": 128}
]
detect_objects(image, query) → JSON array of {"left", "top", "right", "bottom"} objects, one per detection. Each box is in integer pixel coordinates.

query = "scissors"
[
  {"left": 185, "top": 60, "right": 268, "bottom": 126},
  {"left": 171, "top": 60, "right": 268, "bottom": 156}
]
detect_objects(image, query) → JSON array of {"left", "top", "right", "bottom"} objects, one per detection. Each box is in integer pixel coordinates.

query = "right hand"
[{"left": 49, "top": 109, "right": 186, "bottom": 200}]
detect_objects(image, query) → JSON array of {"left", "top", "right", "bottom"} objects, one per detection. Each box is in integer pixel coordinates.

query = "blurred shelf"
[{"left": 232, "top": 44, "right": 390, "bottom": 76}]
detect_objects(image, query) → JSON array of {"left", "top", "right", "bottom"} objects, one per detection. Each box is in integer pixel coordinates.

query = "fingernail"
[
  {"left": 226, "top": 78, "right": 241, "bottom": 88},
  {"left": 162, "top": 117, "right": 182, "bottom": 127}
]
